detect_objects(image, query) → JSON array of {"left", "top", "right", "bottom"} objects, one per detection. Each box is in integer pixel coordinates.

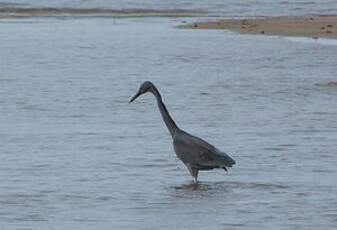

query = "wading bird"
[{"left": 129, "top": 81, "right": 236, "bottom": 182}]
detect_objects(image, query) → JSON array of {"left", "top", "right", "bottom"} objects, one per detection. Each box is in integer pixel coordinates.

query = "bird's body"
[{"left": 129, "top": 81, "right": 235, "bottom": 182}]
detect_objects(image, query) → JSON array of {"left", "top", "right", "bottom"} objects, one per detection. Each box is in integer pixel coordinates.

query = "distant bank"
[{"left": 0, "top": 7, "right": 211, "bottom": 18}]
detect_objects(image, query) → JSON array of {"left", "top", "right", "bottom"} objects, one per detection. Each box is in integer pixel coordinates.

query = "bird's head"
[{"left": 129, "top": 81, "right": 154, "bottom": 103}]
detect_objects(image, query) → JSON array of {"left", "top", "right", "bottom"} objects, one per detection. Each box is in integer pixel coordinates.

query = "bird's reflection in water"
[
  {"left": 174, "top": 181, "right": 204, "bottom": 191},
  {"left": 172, "top": 180, "right": 288, "bottom": 195},
  {"left": 169, "top": 181, "right": 234, "bottom": 201},
  {"left": 173, "top": 181, "right": 232, "bottom": 192}
]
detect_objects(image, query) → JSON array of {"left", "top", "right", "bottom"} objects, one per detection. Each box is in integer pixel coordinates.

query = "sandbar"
[{"left": 181, "top": 16, "right": 337, "bottom": 39}]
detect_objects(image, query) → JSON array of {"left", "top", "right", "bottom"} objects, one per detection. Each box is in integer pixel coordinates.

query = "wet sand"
[
  {"left": 0, "top": 7, "right": 207, "bottom": 18},
  {"left": 181, "top": 16, "right": 337, "bottom": 39}
]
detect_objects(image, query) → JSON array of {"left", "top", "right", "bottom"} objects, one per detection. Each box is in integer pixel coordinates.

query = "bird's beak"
[{"left": 129, "top": 91, "right": 141, "bottom": 103}]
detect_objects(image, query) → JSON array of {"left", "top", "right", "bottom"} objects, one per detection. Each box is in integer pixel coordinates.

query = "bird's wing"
[{"left": 173, "top": 131, "right": 235, "bottom": 168}]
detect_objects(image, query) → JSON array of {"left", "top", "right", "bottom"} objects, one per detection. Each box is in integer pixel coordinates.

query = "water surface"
[{"left": 1, "top": 18, "right": 337, "bottom": 229}]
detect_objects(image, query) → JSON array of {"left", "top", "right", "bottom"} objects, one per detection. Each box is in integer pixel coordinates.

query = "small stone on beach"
[
  {"left": 241, "top": 19, "right": 249, "bottom": 25},
  {"left": 327, "top": 82, "right": 337, "bottom": 87},
  {"left": 316, "top": 81, "right": 337, "bottom": 88}
]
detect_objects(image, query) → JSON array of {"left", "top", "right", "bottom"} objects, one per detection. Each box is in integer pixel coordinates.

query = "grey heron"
[{"left": 129, "top": 81, "right": 236, "bottom": 182}]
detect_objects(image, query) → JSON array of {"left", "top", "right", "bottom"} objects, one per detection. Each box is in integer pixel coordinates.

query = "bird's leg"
[
  {"left": 186, "top": 164, "right": 199, "bottom": 183},
  {"left": 193, "top": 169, "right": 199, "bottom": 183}
]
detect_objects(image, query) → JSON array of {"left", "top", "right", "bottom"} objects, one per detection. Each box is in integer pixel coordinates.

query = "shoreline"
[
  {"left": 0, "top": 7, "right": 209, "bottom": 18},
  {"left": 181, "top": 16, "right": 337, "bottom": 39},
  {"left": 1, "top": 8, "right": 336, "bottom": 40}
]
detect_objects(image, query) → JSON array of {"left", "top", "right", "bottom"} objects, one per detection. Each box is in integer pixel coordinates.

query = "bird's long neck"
[{"left": 150, "top": 86, "right": 179, "bottom": 137}]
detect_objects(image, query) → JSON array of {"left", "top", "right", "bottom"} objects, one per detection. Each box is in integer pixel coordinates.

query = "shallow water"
[{"left": 1, "top": 18, "right": 337, "bottom": 229}]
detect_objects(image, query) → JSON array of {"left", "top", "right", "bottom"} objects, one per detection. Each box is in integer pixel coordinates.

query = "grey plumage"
[{"left": 129, "top": 81, "right": 236, "bottom": 182}]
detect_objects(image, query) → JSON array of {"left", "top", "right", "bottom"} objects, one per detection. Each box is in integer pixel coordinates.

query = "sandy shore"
[
  {"left": 0, "top": 7, "right": 208, "bottom": 18},
  {"left": 181, "top": 16, "right": 337, "bottom": 39}
]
